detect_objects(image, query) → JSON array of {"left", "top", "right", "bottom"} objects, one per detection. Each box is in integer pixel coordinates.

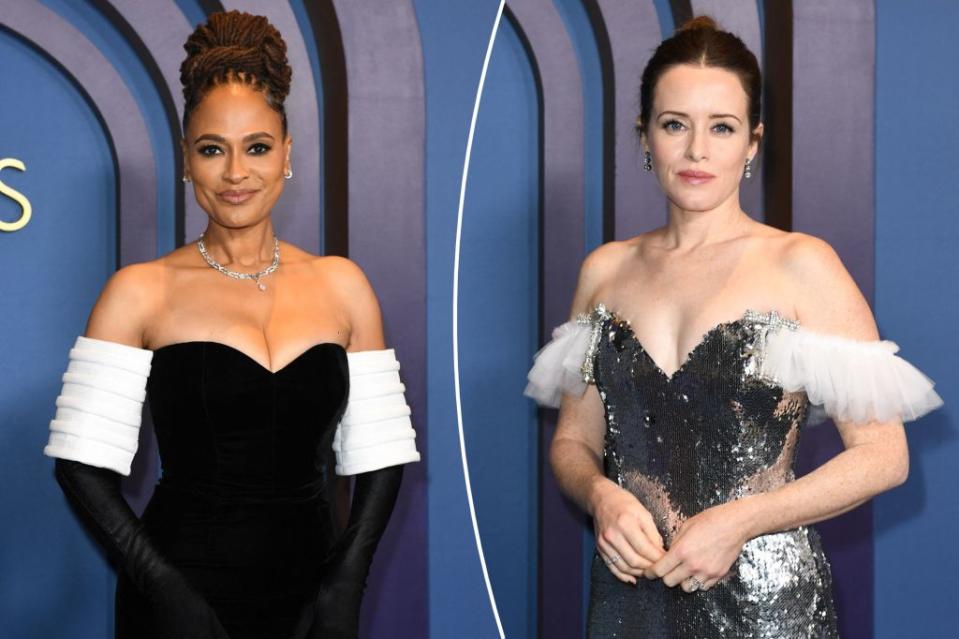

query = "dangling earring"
[
  {"left": 744, "top": 158, "right": 753, "bottom": 179},
  {"left": 284, "top": 167, "right": 293, "bottom": 180},
  {"left": 643, "top": 151, "right": 652, "bottom": 172},
  {"left": 182, "top": 175, "right": 190, "bottom": 183}
]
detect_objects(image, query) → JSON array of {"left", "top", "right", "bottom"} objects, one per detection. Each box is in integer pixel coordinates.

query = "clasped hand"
[{"left": 593, "top": 482, "right": 751, "bottom": 592}]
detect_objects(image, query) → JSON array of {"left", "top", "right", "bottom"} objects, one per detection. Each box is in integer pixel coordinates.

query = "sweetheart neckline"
[
  {"left": 615, "top": 316, "right": 743, "bottom": 382},
  {"left": 151, "top": 340, "right": 346, "bottom": 375},
  {"left": 594, "top": 305, "right": 798, "bottom": 383}
]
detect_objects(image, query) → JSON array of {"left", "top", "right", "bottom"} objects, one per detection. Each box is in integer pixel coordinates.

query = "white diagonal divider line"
[{"left": 452, "top": 1, "right": 507, "bottom": 637}]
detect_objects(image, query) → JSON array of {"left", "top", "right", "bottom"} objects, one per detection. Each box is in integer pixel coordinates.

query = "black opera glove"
[
  {"left": 44, "top": 336, "right": 228, "bottom": 638},
  {"left": 307, "top": 465, "right": 404, "bottom": 638},
  {"left": 55, "top": 460, "right": 230, "bottom": 638},
  {"left": 303, "top": 348, "right": 420, "bottom": 637}
]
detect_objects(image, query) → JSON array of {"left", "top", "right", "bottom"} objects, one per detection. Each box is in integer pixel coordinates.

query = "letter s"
[{"left": 0, "top": 158, "right": 32, "bottom": 232}]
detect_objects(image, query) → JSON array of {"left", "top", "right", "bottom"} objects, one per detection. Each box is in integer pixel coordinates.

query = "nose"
[
  {"left": 686, "top": 127, "right": 708, "bottom": 162},
  {"left": 223, "top": 150, "right": 248, "bottom": 183}
]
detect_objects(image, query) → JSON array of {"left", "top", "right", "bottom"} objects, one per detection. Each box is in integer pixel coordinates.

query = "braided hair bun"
[{"left": 179, "top": 10, "right": 292, "bottom": 135}]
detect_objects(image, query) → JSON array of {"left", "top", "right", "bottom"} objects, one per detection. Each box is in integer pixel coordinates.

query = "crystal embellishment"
[
  {"left": 197, "top": 232, "right": 280, "bottom": 292},
  {"left": 577, "top": 303, "right": 613, "bottom": 384},
  {"left": 742, "top": 309, "right": 800, "bottom": 384}
]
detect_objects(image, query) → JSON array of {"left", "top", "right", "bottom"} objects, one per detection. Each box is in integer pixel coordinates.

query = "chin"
[
  {"left": 666, "top": 193, "right": 726, "bottom": 213},
  {"left": 210, "top": 211, "right": 261, "bottom": 230}
]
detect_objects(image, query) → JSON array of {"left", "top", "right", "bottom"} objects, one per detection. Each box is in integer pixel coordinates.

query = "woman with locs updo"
[
  {"left": 526, "top": 16, "right": 941, "bottom": 637},
  {"left": 43, "top": 11, "right": 419, "bottom": 638}
]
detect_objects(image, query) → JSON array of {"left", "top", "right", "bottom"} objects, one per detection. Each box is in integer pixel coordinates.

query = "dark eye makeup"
[{"left": 196, "top": 142, "right": 273, "bottom": 156}]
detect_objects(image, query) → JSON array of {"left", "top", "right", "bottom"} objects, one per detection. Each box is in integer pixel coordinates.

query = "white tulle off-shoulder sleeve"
[
  {"left": 524, "top": 318, "right": 594, "bottom": 408},
  {"left": 758, "top": 326, "right": 943, "bottom": 425}
]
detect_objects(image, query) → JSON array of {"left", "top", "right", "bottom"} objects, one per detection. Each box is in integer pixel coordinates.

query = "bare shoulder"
[
  {"left": 311, "top": 255, "right": 375, "bottom": 295},
  {"left": 276, "top": 240, "right": 369, "bottom": 293},
  {"left": 85, "top": 260, "right": 166, "bottom": 348},
  {"left": 777, "top": 231, "right": 837, "bottom": 268},
  {"left": 777, "top": 232, "right": 877, "bottom": 339},
  {"left": 311, "top": 255, "right": 384, "bottom": 351},
  {"left": 777, "top": 232, "right": 850, "bottom": 292},
  {"left": 276, "top": 239, "right": 319, "bottom": 266},
  {"left": 571, "top": 240, "right": 634, "bottom": 315},
  {"left": 583, "top": 240, "right": 633, "bottom": 274}
]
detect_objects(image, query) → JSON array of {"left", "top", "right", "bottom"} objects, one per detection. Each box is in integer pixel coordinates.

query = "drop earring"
[
  {"left": 182, "top": 175, "right": 190, "bottom": 183},
  {"left": 744, "top": 158, "right": 753, "bottom": 179},
  {"left": 284, "top": 167, "right": 293, "bottom": 180},
  {"left": 643, "top": 151, "right": 652, "bottom": 172}
]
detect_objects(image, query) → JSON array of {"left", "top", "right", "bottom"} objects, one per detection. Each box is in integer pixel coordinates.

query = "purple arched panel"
[
  {"left": 104, "top": 0, "right": 208, "bottom": 246},
  {"left": 792, "top": 2, "right": 876, "bottom": 638},
  {"left": 588, "top": 1, "right": 664, "bottom": 240},
  {"left": 689, "top": 0, "right": 765, "bottom": 219},
  {"left": 106, "top": 1, "right": 190, "bottom": 116},
  {"left": 329, "top": 1, "right": 428, "bottom": 635},
  {"left": 1, "top": 0, "right": 157, "bottom": 268},
  {"left": 690, "top": 0, "right": 761, "bottom": 63},
  {"left": 505, "top": 2, "right": 587, "bottom": 634}
]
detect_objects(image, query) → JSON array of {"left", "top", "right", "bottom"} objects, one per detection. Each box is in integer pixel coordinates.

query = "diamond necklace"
[{"left": 197, "top": 232, "right": 280, "bottom": 292}]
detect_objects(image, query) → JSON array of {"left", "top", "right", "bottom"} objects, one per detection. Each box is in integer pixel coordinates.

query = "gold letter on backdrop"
[{"left": 0, "top": 158, "right": 32, "bottom": 232}]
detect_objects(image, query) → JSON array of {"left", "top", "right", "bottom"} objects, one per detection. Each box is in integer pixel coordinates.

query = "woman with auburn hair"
[
  {"left": 43, "top": 11, "right": 419, "bottom": 638},
  {"left": 527, "top": 16, "right": 941, "bottom": 638}
]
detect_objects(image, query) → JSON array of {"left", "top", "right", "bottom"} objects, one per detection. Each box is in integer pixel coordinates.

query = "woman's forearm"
[
  {"left": 549, "top": 437, "right": 616, "bottom": 517},
  {"left": 733, "top": 435, "right": 908, "bottom": 539}
]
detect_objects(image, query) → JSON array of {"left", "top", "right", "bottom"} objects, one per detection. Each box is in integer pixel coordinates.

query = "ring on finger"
[
  {"left": 603, "top": 554, "right": 621, "bottom": 567},
  {"left": 683, "top": 576, "right": 705, "bottom": 593}
]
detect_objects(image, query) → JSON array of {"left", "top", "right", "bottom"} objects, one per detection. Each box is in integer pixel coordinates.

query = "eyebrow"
[
  {"left": 658, "top": 110, "right": 743, "bottom": 124},
  {"left": 193, "top": 132, "right": 276, "bottom": 144}
]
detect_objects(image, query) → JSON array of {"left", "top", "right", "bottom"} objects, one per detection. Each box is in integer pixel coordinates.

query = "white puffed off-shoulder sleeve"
[
  {"left": 758, "top": 324, "right": 943, "bottom": 426},
  {"left": 524, "top": 318, "right": 594, "bottom": 408},
  {"left": 333, "top": 349, "right": 421, "bottom": 475},
  {"left": 44, "top": 336, "right": 153, "bottom": 475}
]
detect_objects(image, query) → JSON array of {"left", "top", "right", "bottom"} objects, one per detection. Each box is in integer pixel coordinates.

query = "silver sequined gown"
[{"left": 584, "top": 305, "right": 839, "bottom": 638}]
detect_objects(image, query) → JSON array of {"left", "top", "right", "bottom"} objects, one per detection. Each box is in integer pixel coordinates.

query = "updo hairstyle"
[
  {"left": 179, "top": 10, "right": 292, "bottom": 136},
  {"left": 638, "top": 16, "right": 761, "bottom": 140}
]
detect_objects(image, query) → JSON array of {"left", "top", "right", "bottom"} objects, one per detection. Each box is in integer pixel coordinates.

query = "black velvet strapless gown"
[{"left": 116, "top": 341, "right": 349, "bottom": 638}]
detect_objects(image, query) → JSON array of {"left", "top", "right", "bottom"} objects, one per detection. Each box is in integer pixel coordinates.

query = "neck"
[
  {"left": 200, "top": 222, "right": 276, "bottom": 269},
  {"left": 662, "top": 192, "right": 751, "bottom": 251}
]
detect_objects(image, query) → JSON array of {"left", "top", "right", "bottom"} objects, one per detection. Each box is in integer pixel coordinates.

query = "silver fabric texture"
[{"left": 585, "top": 306, "right": 839, "bottom": 638}]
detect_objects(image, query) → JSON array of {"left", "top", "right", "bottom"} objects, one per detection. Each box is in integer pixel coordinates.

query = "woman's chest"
[
  {"left": 596, "top": 261, "right": 795, "bottom": 376},
  {"left": 144, "top": 284, "right": 349, "bottom": 371}
]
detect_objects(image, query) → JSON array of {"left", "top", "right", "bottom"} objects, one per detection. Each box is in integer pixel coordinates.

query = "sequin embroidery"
[{"left": 582, "top": 306, "right": 838, "bottom": 638}]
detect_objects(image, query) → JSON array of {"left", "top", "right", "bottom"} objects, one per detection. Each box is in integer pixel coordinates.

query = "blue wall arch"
[
  {"left": 460, "top": 11, "right": 541, "bottom": 637},
  {"left": 0, "top": 24, "right": 118, "bottom": 638}
]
